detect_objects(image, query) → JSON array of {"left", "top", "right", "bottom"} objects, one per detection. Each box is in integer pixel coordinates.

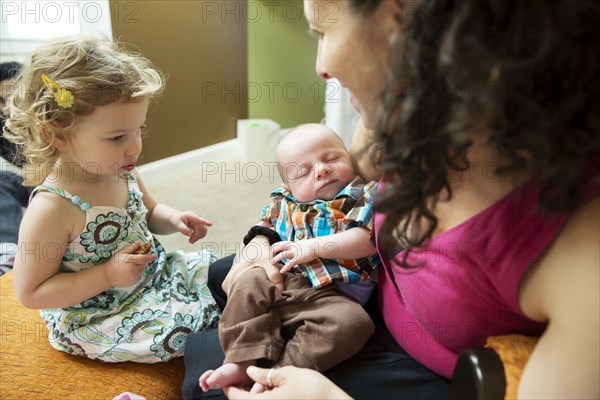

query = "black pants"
[
  {"left": 0, "top": 171, "right": 31, "bottom": 244},
  {"left": 183, "top": 255, "right": 450, "bottom": 399}
]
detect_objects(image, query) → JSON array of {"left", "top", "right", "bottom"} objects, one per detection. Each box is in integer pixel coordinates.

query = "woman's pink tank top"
[{"left": 376, "top": 175, "right": 600, "bottom": 378}]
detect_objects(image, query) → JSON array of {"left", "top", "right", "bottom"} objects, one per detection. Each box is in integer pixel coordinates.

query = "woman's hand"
[
  {"left": 222, "top": 236, "right": 284, "bottom": 294},
  {"left": 103, "top": 241, "right": 156, "bottom": 287},
  {"left": 171, "top": 211, "right": 213, "bottom": 243},
  {"left": 224, "top": 366, "right": 352, "bottom": 400}
]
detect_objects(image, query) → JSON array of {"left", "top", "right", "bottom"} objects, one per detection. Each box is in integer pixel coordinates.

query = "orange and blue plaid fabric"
[{"left": 260, "top": 177, "right": 380, "bottom": 289}]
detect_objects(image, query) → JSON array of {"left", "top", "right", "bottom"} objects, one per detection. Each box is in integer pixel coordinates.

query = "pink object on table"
[{"left": 113, "top": 393, "right": 147, "bottom": 400}]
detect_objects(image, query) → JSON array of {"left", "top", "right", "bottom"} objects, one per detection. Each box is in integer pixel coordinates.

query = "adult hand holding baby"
[
  {"left": 222, "top": 235, "right": 284, "bottom": 294},
  {"left": 223, "top": 366, "right": 351, "bottom": 400}
]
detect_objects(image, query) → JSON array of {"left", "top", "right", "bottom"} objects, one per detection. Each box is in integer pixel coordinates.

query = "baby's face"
[{"left": 278, "top": 125, "right": 354, "bottom": 202}]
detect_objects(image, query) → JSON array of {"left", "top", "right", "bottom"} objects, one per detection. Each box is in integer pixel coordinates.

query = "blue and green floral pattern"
[{"left": 34, "top": 174, "right": 220, "bottom": 363}]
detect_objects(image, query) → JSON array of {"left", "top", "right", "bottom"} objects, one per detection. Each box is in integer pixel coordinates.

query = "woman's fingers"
[
  {"left": 246, "top": 366, "right": 277, "bottom": 387},
  {"left": 223, "top": 386, "right": 255, "bottom": 399},
  {"left": 263, "top": 265, "right": 284, "bottom": 292}
]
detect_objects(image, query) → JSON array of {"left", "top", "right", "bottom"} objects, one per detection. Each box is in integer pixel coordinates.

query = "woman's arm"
[
  {"left": 136, "top": 173, "right": 212, "bottom": 242},
  {"left": 518, "top": 197, "right": 599, "bottom": 398},
  {"left": 349, "top": 119, "right": 381, "bottom": 182},
  {"left": 222, "top": 235, "right": 284, "bottom": 294}
]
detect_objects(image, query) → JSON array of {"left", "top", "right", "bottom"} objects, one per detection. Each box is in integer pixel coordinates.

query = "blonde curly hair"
[{"left": 4, "top": 35, "right": 164, "bottom": 185}]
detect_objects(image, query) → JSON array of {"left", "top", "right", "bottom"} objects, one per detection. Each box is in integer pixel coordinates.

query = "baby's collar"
[{"left": 270, "top": 176, "right": 364, "bottom": 204}]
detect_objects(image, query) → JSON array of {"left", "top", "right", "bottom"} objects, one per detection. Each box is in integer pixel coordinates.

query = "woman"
[{"left": 184, "top": 0, "right": 600, "bottom": 398}]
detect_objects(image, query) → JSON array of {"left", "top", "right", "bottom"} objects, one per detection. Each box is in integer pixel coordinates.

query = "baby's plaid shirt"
[{"left": 260, "top": 176, "right": 380, "bottom": 289}]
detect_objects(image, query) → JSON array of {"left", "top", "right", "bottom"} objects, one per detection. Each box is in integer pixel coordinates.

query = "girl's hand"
[
  {"left": 223, "top": 366, "right": 352, "bottom": 400},
  {"left": 270, "top": 240, "right": 318, "bottom": 273},
  {"left": 104, "top": 242, "right": 156, "bottom": 287},
  {"left": 172, "top": 211, "right": 213, "bottom": 243}
]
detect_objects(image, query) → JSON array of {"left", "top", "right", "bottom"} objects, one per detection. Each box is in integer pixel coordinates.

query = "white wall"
[{"left": 323, "top": 78, "right": 360, "bottom": 149}]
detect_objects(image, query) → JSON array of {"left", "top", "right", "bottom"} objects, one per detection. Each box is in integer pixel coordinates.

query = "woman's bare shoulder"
[
  {"left": 519, "top": 195, "right": 599, "bottom": 321},
  {"left": 517, "top": 195, "right": 599, "bottom": 397}
]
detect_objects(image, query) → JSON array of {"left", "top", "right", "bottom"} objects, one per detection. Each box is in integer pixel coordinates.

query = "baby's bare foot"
[
  {"left": 198, "top": 369, "right": 215, "bottom": 392},
  {"left": 199, "top": 362, "right": 254, "bottom": 391}
]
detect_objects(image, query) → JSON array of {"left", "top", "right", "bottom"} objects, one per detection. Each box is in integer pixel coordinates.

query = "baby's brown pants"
[{"left": 219, "top": 267, "right": 374, "bottom": 372}]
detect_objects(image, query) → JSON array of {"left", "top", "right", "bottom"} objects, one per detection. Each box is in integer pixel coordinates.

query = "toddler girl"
[{"left": 4, "top": 35, "right": 220, "bottom": 363}]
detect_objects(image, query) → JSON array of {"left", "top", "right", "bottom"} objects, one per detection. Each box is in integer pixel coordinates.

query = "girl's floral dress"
[{"left": 33, "top": 173, "right": 220, "bottom": 363}]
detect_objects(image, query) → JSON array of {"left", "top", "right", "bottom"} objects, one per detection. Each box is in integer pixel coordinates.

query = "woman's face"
[{"left": 304, "top": 0, "right": 401, "bottom": 129}]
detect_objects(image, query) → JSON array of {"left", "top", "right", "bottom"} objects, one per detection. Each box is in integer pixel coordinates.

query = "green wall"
[{"left": 247, "top": 0, "right": 324, "bottom": 127}]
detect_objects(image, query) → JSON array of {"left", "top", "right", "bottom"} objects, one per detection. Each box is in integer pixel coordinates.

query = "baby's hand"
[
  {"left": 172, "top": 211, "right": 213, "bottom": 244},
  {"left": 271, "top": 240, "right": 319, "bottom": 273},
  {"left": 104, "top": 242, "right": 156, "bottom": 287}
]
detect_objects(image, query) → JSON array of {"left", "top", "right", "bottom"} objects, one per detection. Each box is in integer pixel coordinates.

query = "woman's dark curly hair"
[{"left": 349, "top": 0, "right": 600, "bottom": 266}]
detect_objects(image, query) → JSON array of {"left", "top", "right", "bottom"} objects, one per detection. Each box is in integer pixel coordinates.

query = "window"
[{"left": 0, "top": 0, "right": 112, "bottom": 62}]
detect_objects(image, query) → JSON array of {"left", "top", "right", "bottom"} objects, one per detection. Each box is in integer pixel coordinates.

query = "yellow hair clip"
[{"left": 41, "top": 73, "right": 75, "bottom": 109}]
